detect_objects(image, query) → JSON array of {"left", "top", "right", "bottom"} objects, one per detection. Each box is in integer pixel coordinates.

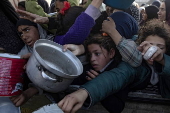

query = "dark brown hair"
[
  {"left": 84, "top": 34, "right": 121, "bottom": 61},
  {"left": 137, "top": 19, "right": 170, "bottom": 55}
]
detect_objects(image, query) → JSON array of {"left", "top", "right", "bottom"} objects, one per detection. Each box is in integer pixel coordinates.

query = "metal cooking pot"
[{"left": 26, "top": 39, "right": 83, "bottom": 93}]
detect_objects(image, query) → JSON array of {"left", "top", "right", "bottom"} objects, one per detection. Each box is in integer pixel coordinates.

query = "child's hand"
[
  {"left": 21, "top": 53, "right": 32, "bottom": 59},
  {"left": 86, "top": 69, "right": 99, "bottom": 81},
  {"left": 63, "top": 44, "right": 85, "bottom": 56},
  {"left": 137, "top": 41, "right": 164, "bottom": 65},
  {"left": 21, "top": 53, "right": 31, "bottom": 70},
  {"left": 10, "top": 87, "right": 38, "bottom": 107},
  {"left": 102, "top": 17, "right": 116, "bottom": 35},
  {"left": 58, "top": 89, "right": 88, "bottom": 113}
]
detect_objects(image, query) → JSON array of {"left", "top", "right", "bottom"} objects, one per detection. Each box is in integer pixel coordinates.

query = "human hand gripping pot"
[
  {"left": 58, "top": 89, "right": 88, "bottom": 113},
  {"left": 63, "top": 44, "right": 85, "bottom": 56}
]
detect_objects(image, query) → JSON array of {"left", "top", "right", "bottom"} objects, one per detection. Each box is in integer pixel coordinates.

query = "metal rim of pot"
[{"left": 33, "top": 39, "right": 83, "bottom": 79}]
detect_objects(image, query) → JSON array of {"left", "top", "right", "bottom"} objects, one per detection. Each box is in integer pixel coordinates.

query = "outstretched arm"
[
  {"left": 16, "top": 9, "right": 49, "bottom": 24},
  {"left": 54, "top": 0, "right": 103, "bottom": 45},
  {"left": 102, "top": 17, "right": 142, "bottom": 67},
  {"left": 58, "top": 61, "right": 150, "bottom": 112}
]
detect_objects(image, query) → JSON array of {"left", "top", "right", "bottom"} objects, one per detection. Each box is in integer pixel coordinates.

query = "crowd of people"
[{"left": 1, "top": 0, "right": 170, "bottom": 113}]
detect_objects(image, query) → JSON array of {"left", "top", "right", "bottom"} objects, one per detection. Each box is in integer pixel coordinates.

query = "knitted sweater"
[{"left": 53, "top": 12, "right": 95, "bottom": 45}]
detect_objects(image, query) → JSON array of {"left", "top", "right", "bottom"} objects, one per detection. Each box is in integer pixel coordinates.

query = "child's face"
[
  {"left": 87, "top": 44, "right": 115, "bottom": 71},
  {"left": 18, "top": 25, "right": 40, "bottom": 47},
  {"left": 145, "top": 35, "right": 166, "bottom": 65}
]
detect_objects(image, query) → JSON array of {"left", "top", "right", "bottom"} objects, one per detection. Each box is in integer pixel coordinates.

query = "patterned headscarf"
[{"left": 125, "top": 5, "right": 140, "bottom": 23}]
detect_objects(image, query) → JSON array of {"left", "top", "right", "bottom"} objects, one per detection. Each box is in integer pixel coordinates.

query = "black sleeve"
[{"left": 0, "top": 0, "right": 19, "bottom": 25}]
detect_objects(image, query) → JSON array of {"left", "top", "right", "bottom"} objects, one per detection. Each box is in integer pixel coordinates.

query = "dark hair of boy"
[
  {"left": 84, "top": 34, "right": 121, "bottom": 63},
  {"left": 137, "top": 19, "right": 170, "bottom": 55}
]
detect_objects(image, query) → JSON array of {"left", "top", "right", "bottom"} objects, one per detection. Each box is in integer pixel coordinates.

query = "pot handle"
[
  {"left": 41, "top": 70, "right": 57, "bottom": 81},
  {"left": 37, "top": 65, "right": 57, "bottom": 81}
]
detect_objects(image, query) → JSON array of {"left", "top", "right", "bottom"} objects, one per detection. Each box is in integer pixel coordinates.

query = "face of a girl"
[
  {"left": 145, "top": 35, "right": 166, "bottom": 64},
  {"left": 55, "top": 0, "right": 64, "bottom": 12},
  {"left": 18, "top": 25, "right": 40, "bottom": 47},
  {"left": 87, "top": 44, "right": 115, "bottom": 71},
  {"left": 158, "top": 2, "right": 166, "bottom": 21},
  {"left": 142, "top": 10, "right": 147, "bottom": 21}
]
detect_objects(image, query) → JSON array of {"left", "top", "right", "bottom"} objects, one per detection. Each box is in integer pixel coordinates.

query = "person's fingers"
[
  {"left": 58, "top": 98, "right": 65, "bottom": 109},
  {"left": 63, "top": 45, "right": 68, "bottom": 52},
  {"left": 86, "top": 71, "right": 96, "bottom": 79},
  {"left": 137, "top": 45, "right": 143, "bottom": 52},
  {"left": 21, "top": 53, "right": 31, "bottom": 59},
  {"left": 64, "top": 100, "right": 76, "bottom": 113},
  {"left": 139, "top": 41, "right": 149, "bottom": 47},
  {"left": 10, "top": 96, "right": 17, "bottom": 101},
  {"left": 58, "top": 96, "right": 75, "bottom": 113},
  {"left": 15, "top": 97, "right": 24, "bottom": 107},
  {"left": 71, "top": 103, "right": 82, "bottom": 113},
  {"left": 17, "top": 9, "right": 32, "bottom": 18},
  {"left": 102, "top": 20, "right": 109, "bottom": 27},
  {"left": 138, "top": 41, "right": 150, "bottom": 53},
  {"left": 34, "top": 17, "right": 49, "bottom": 24},
  {"left": 89, "top": 69, "right": 99, "bottom": 76},
  {"left": 86, "top": 76, "right": 92, "bottom": 81},
  {"left": 61, "top": 98, "right": 70, "bottom": 112},
  {"left": 139, "top": 41, "right": 151, "bottom": 55},
  {"left": 150, "top": 49, "right": 162, "bottom": 61},
  {"left": 21, "top": 10, "right": 33, "bottom": 17},
  {"left": 16, "top": 9, "right": 27, "bottom": 15},
  {"left": 107, "top": 17, "right": 114, "bottom": 22},
  {"left": 142, "top": 45, "right": 151, "bottom": 55},
  {"left": 11, "top": 96, "right": 21, "bottom": 106}
]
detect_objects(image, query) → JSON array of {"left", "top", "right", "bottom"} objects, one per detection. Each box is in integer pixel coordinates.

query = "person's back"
[{"left": 0, "top": 0, "right": 24, "bottom": 54}]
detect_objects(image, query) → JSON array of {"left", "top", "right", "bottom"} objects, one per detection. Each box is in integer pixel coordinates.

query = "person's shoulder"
[{"left": 69, "top": 6, "right": 85, "bottom": 12}]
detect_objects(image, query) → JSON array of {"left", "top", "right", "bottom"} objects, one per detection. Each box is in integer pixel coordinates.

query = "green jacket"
[
  {"left": 81, "top": 61, "right": 151, "bottom": 107},
  {"left": 159, "top": 54, "right": 170, "bottom": 98},
  {"left": 25, "top": 0, "right": 56, "bottom": 34},
  {"left": 82, "top": 54, "right": 170, "bottom": 107}
]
